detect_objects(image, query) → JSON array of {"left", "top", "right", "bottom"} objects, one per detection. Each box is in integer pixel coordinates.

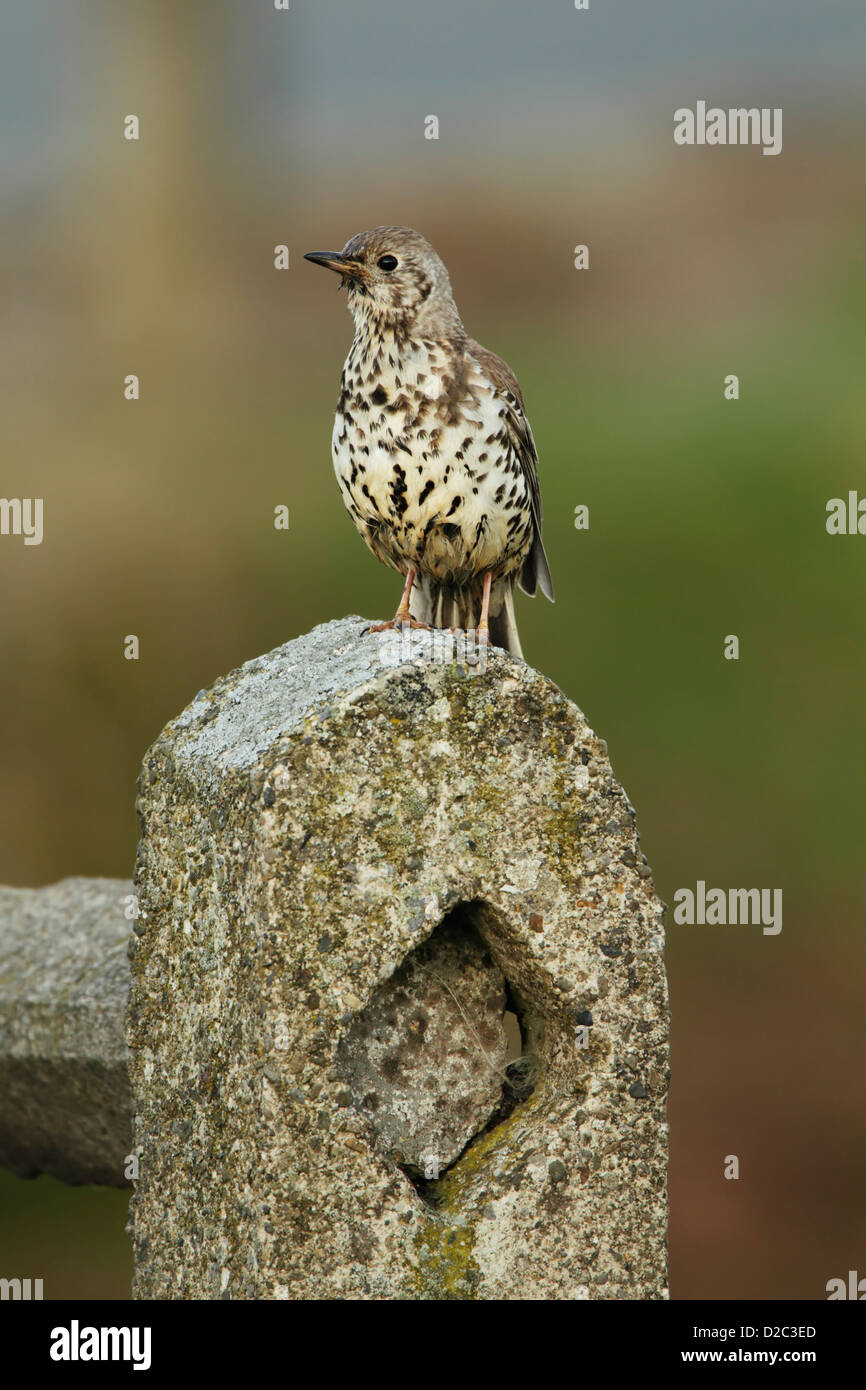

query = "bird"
[{"left": 304, "top": 226, "right": 553, "bottom": 658}]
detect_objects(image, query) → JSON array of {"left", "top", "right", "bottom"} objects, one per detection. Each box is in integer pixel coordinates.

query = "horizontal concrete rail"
[{"left": 0, "top": 877, "right": 134, "bottom": 1187}]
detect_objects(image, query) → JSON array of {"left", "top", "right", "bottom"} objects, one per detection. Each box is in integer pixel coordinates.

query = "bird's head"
[{"left": 305, "top": 226, "right": 463, "bottom": 338}]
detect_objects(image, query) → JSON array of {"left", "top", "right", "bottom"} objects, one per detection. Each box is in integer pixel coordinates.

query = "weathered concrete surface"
[
  {"left": 0, "top": 876, "right": 134, "bottom": 1186},
  {"left": 130, "top": 617, "right": 669, "bottom": 1299}
]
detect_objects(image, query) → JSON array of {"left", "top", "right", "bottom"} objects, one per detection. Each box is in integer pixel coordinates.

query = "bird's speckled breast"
[{"left": 331, "top": 328, "right": 533, "bottom": 587}]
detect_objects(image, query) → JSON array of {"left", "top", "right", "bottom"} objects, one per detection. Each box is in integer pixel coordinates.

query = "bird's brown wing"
[{"left": 467, "top": 339, "right": 554, "bottom": 601}]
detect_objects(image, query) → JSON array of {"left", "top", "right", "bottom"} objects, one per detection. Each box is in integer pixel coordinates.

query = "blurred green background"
[{"left": 1, "top": 0, "right": 864, "bottom": 1299}]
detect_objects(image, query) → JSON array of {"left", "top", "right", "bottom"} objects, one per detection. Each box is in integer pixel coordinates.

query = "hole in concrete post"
[
  {"left": 335, "top": 901, "right": 541, "bottom": 1207},
  {"left": 503, "top": 1009, "right": 522, "bottom": 1063}
]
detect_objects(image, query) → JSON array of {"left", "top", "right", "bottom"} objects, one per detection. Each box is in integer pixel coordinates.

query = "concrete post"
[{"left": 129, "top": 617, "right": 669, "bottom": 1299}]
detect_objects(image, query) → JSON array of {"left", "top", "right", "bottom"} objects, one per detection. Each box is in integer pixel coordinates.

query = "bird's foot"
[{"left": 366, "top": 615, "right": 432, "bottom": 634}]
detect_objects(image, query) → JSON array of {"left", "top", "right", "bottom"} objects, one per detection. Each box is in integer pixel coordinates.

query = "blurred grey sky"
[{"left": 3, "top": 0, "right": 865, "bottom": 191}]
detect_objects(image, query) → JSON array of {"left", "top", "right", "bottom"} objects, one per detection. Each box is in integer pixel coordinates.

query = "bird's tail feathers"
[
  {"left": 518, "top": 531, "right": 555, "bottom": 602},
  {"left": 410, "top": 575, "right": 524, "bottom": 660},
  {"left": 488, "top": 583, "right": 523, "bottom": 660}
]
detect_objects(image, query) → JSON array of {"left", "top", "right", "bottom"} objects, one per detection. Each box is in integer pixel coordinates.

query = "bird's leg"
[
  {"left": 367, "top": 568, "right": 431, "bottom": 632},
  {"left": 392, "top": 567, "right": 418, "bottom": 627},
  {"left": 477, "top": 572, "right": 492, "bottom": 647}
]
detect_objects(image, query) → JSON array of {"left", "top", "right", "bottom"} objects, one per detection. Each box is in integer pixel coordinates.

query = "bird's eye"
[{"left": 377, "top": 254, "right": 398, "bottom": 271}]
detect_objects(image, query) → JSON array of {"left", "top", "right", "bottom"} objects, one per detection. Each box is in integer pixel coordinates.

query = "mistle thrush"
[{"left": 305, "top": 226, "right": 554, "bottom": 658}]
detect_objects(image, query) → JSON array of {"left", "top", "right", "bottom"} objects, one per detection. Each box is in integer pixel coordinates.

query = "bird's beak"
[{"left": 304, "top": 251, "right": 368, "bottom": 287}]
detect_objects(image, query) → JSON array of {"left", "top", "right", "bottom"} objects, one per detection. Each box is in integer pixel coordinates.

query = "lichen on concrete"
[{"left": 129, "top": 617, "right": 669, "bottom": 1299}]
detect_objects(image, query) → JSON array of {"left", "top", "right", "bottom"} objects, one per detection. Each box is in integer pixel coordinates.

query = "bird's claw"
[{"left": 366, "top": 616, "right": 432, "bottom": 634}]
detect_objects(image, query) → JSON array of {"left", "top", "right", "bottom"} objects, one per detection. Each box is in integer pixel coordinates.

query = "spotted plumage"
[{"left": 305, "top": 226, "right": 553, "bottom": 657}]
